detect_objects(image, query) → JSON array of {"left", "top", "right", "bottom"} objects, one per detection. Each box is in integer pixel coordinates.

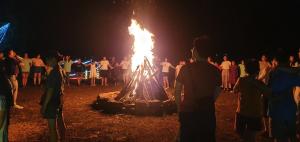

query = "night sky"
[{"left": 0, "top": 0, "right": 299, "bottom": 62}]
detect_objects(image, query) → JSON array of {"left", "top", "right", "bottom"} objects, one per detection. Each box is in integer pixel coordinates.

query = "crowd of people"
[
  {"left": 174, "top": 36, "right": 300, "bottom": 142},
  {"left": 1, "top": 37, "right": 300, "bottom": 142}
]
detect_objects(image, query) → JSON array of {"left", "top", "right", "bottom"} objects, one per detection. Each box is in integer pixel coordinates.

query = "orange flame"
[{"left": 128, "top": 19, "right": 154, "bottom": 71}]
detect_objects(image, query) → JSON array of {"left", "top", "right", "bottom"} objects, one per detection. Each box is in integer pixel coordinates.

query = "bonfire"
[{"left": 94, "top": 19, "right": 175, "bottom": 115}]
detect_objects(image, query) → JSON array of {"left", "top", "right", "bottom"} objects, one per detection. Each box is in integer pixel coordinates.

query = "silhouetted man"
[{"left": 175, "top": 36, "right": 221, "bottom": 142}]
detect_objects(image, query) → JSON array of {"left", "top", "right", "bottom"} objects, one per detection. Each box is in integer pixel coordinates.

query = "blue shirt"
[{"left": 268, "top": 68, "right": 300, "bottom": 120}]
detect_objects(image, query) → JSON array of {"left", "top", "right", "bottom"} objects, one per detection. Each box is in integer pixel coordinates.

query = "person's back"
[
  {"left": 268, "top": 69, "right": 298, "bottom": 120},
  {"left": 176, "top": 60, "right": 221, "bottom": 142},
  {"left": 268, "top": 66, "right": 300, "bottom": 141},
  {"left": 238, "top": 77, "right": 265, "bottom": 118},
  {"left": 178, "top": 61, "right": 220, "bottom": 113}
]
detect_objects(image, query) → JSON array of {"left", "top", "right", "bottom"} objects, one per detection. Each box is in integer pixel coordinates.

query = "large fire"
[{"left": 128, "top": 19, "right": 154, "bottom": 71}]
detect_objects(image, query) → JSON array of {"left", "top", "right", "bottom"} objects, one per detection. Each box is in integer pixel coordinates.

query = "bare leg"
[
  {"left": 47, "top": 119, "right": 58, "bottom": 142},
  {"left": 24, "top": 73, "right": 29, "bottom": 87},
  {"left": 38, "top": 73, "right": 42, "bottom": 85},
  {"left": 166, "top": 77, "right": 169, "bottom": 88},
  {"left": 34, "top": 73, "right": 37, "bottom": 85},
  {"left": 10, "top": 75, "right": 18, "bottom": 106},
  {"left": 104, "top": 78, "right": 108, "bottom": 86},
  {"left": 263, "top": 117, "right": 270, "bottom": 136},
  {"left": 163, "top": 77, "right": 168, "bottom": 88},
  {"left": 22, "top": 73, "right": 26, "bottom": 87},
  {"left": 77, "top": 78, "right": 81, "bottom": 86}
]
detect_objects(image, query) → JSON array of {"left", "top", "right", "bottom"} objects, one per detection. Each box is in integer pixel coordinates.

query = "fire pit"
[{"left": 93, "top": 19, "right": 177, "bottom": 116}]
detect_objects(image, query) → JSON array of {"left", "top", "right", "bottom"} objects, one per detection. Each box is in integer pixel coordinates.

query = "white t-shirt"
[
  {"left": 161, "top": 62, "right": 172, "bottom": 73},
  {"left": 120, "top": 60, "right": 130, "bottom": 70},
  {"left": 220, "top": 61, "right": 231, "bottom": 70},
  {"left": 100, "top": 60, "right": 110, "bottom": 70}
]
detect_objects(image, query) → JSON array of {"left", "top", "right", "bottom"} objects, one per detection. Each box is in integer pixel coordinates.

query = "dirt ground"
[{"left": 8, "top": 83, "right": 272, "bottom": 142}]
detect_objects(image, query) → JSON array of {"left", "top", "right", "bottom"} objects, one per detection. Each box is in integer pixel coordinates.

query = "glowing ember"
[{"left": 128, "top": 19, "right": 154, "bottom": 71}]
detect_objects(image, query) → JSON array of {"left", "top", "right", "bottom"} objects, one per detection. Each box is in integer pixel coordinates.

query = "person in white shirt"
[
  {"left": 21, "top": 53, "right": 32, "bottom": 87},
  {"left": 63, "top": 56, "right": 73, "bottom": 86},
  {"left": 160, "top": 58, "right": 175, "bottom": 89},
  {"left": 32, "top": 54, "right": 45, "bottom": 85},
  {"left": 119, "top": 57, "right": 130, "bottom": 84},
  {"left": 220, "top": 55, "right": 231, "bottom": 91},
  {"left": 100, "top": 57, "right": 112, "bottom": 86},
  {"left": 88, "top": 60, "right": 97, "bottom": 86}
]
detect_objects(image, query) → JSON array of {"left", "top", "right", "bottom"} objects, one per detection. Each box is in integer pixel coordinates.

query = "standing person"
[
  {"left": 174, "top": 36, "right": 221, "bottom": 142},
  {"left": 175, "top": 60, "right": 186, "bottom": 79},
  {"left": 233, "top": 60, "right": 271, "bottom": 141},
  {"left": 268, "top": 55, "right": 300, "bottom": 142},
  {"left": 21, "top": 53, "right": 32, "bottom": 87},
  {"left": 5, "top": 50, "right": 23, "bottom": 109},
  {"left": 63, "top": 56, "right": 73, "bottom": 86},
  {"left": 229, "top": 60, "right": 239, "bottom": 91},
  {"left": 99, "top": 57, "right": 112, "bottom": 86},
  {"left": 220, "top": 55, "right": 231, "bottom": 91},
  {"left": 0, "top": 64, "right": 12, "bottom": 142},
  {"left": 89, "top": 60, "right": 97, "bottom": 86},
  {"left": 257, "top": 55, "right": 272, "bottom": 137},
  {"left": 119, "top": 57, "right": 130, "bottom": 84},
  {"left": 238, "top": 59, "right": 248, "bottom": 78},
  {"left": 174, "top": 60, "right": 186, "bottom": 89},
  {"left": 32, "top": 54, "right": 45, "bottom": 86},
  {"left": 109, "top": 57, "right": 118, "bottom": 86},
  {"left": 73, "top": 59, "right": 85, "bottom": 86},
  {"left": 40, "top": 57, "right": 66, "bottom": 142},
  {"left": 160, "top": 58, "right": 175, "bottom": 89},
  {"left": 258, "top": 55, "right": 271, "bottom": 84}
]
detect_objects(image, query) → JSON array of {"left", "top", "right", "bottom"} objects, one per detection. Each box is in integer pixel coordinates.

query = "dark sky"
[{"left": 0, "top": 0, "right": 299, "bottom": 61}]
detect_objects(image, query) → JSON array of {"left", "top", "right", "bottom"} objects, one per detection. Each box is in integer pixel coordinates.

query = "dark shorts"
[
  {"left": 179, "top": 112, "right": 216, "bottom": 142},
  {"left": 162, "top": 72, "right": 169, "bottom": 77},
  {"left": 34, "top": 67, "right": 43, "bottom": 73},
  {"left": 271, "top": 118, "right": 297, "bottom": 140},
  {"left": 43, "top": 105, "right": 63, "bottom": 119},
  {"left": 101, "top": 70, "right": 108, "bottom": 78},
  {"left": 235, "top": 113, "right": 262, "bottom": 136}
]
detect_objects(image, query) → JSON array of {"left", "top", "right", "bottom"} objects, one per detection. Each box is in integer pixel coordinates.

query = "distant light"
[{"left": 0, "top": 23, "right": 10, "bottom": 45}]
